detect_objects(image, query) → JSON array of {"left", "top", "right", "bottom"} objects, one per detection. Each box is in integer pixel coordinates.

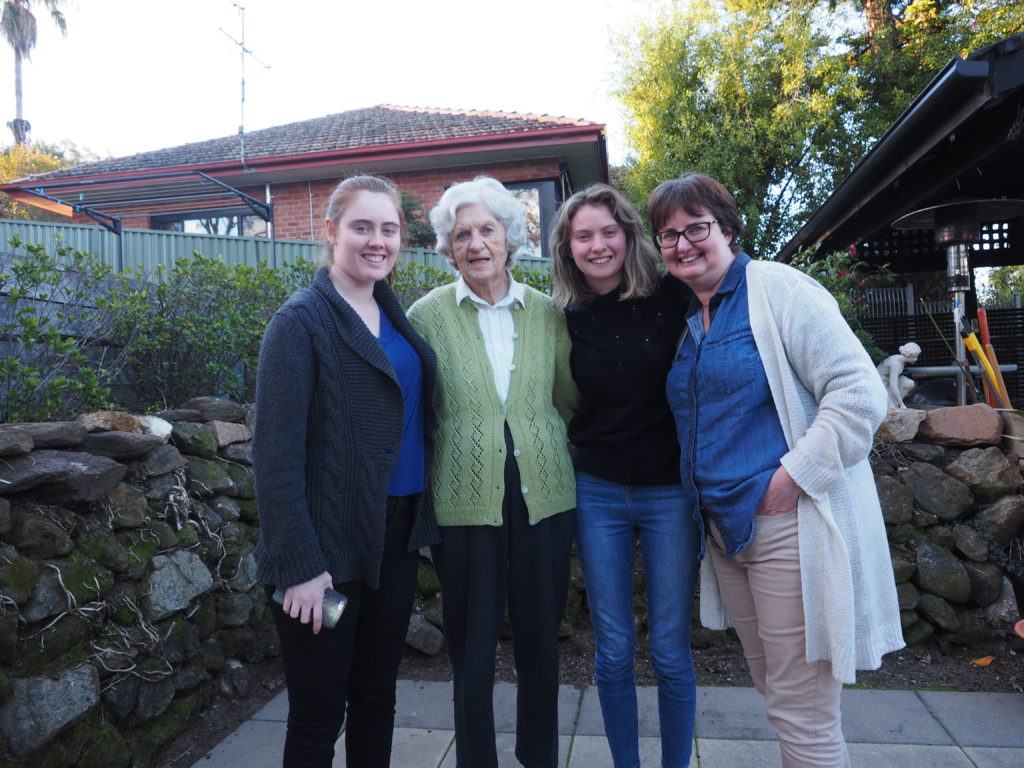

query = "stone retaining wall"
[{"left": 0, "top": 399, "right": 1021, "bottom": 766}]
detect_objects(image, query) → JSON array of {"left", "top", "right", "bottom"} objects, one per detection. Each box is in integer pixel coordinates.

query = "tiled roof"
[{"left": 30, "top": 105, "right": 602, "bottom": 181}]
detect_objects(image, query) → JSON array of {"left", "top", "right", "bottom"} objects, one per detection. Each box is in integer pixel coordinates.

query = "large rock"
[
  {"left": 917, "top": 593, "right": 961, "bottom": 631},
  {"left": 901, "top": 462, "right": 973, "bottom": 520},
  {"left": 225, "top": 551, "right": 258, "bottom": 592},
  {"left": 876, "top": 475, "right": 914, "bottom": 524},
  {"left": 186, "top": 456, "right": 235, "bottom": 497},
  {"left": 911, "top": 537, "right": 971, "bottom": 604},
  {"left": 951, "top": 524, "right": 988, "bottom": 562},
  {"left": 140, "top": 443, "right": 188, "bottom": 477},
  {"left": 143, "top": 550, "right": 214, "bottom": 620},
  {"left": 0, "top": 496, "right": 9, "bottom": 534},
  {"left": 962, "top": 561, "right": 1004, "bottom": 606},
  {"left": 181, "top": 397, "right": 244, "bottom": 423},
  {"left": 0, "top": 664, "right": 99, "bottom": 755},
  {"left": 0, "top": 424, "right": 33, "bottom": 456},
  {"left": 944, "top": 447, "right": 1022, "bottom": 502},
  {"left": 984, "top": 577, "right": 1019, "bottom": 624},
  {"left": 876, "top": 409, "right": 926, "bottom": 443},
  {"left": 171, "top": 422, "right": 218, "bottom": 458},
  {"left": 901, "top": 442, "right": 945, "bottom": 463},
  {"left": 206, "top": 420, "right": 252, "bottom": 447},
  {"left": 77, "top": 430, "right": 165, "bottom": 460},
  {"left": 6, "top": 421, "right": 87, "bottom": 447},
  {"left": 77, "top": 410, "right": 150, "bottom": 433},
  {"left": 219, "top": 441, "right": 253, "bottom": 464},
  {"left": 973, "top": 495, "right": 1024, "bottom": 543},
  {"left": 405, "top": 613, "right": 444, "bottom": 656},
  {"left": 8, "top": 509, "right": 73, "bottom": 558},
  {"left": 107, "top": 482, "right": 150, "bottom": 528},
  {"left": 0, "top": 449, "right": 127, "bottom": 503},
  {"left": 1001, "top": 410, "right": 1024, "bottom": 464},
  {"left": 917, "top": 403, "right": 1003, "bottom": 446}
]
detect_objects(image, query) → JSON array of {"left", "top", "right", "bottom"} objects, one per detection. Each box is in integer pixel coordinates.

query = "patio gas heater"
[{"left": 892, "top": 199, "right": 1024, "bottom": 405}]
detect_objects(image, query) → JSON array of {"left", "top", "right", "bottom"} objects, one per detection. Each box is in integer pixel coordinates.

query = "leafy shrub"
[
  {"left": 100, "top": 253, "right": 312, "bottom": 409},
  {"left": 789, "top": 250, "right": 896, "bottom": 361},
  {"left": 0, "top": 236, "right": 123, "bottom": 422}
]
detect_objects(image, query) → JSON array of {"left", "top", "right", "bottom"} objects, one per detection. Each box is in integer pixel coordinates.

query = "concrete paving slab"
[
  {"left": 567, "top": 734, "right": 678, "bottom": 767},
  {"left": 846, "top": 742, "right": 974, "bottom": 767},
  {"left": 192, "top": 719, "right": 284, "bottom": 768},
  {"left": 395, "top": 680, "right": 455, "bottom": 730},
  {"left": 962, "top": 746, "right": 1024, "bottom": 768},
  {"left": 918, "top": 692, "right": 1024, "bottom": 747},
  {"left": 373, "top": 727, "right": 453, "bottom": 768},
  {"left": 694, "top": 686, "right": 774, "bottom": 740},
  {"left": 249, "top": 690, "right": 288, "bottom": 722},
  {"left": 841, "top": 689, "right": 952, "bottom": 744},
  {"left": 695, "top": 737, "right": 781, "bottom": 767},
  {"left": 491, "top": 682, "right": 582, "bottom": 734},
  {"left": 635, "top": 685, "right": 661, "bottom": 737},
  {"left": 575, "top": 685, "right": 605, "bottom": 735},
  {"left": 438, "top": 732, "right": 570, "bottom": 767}
]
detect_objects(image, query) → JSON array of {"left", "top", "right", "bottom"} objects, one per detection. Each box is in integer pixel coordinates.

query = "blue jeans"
[{"left": 574, "top": 472, "right": 700, "bottom": 768}]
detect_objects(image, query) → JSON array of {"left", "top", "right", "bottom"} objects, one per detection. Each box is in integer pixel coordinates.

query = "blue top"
[
  {"left": 665, "top": 253, "right": 789, "bottom": 557},
  {"left": 378, "top": 308, "right": 425, "bottom": 496}
]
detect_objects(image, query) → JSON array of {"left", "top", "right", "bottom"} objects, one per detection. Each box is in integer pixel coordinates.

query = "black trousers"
[
  {"left": 268, "top": 495, "right": 420, "bottom": 768},
  {"left": 436, "top": 427, "right": 576, "bottom": 768}
]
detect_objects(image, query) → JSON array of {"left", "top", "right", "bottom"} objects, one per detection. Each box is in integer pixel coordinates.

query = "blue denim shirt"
[{"left": 666, "top": 253, "right": 790, "bottom": 557}]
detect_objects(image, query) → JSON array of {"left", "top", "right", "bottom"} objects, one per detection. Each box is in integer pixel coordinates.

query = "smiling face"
[
  {"left": 324, "top": 190, "right": 401, "bottom": 291},
  {"left": 568, "top": 204, "right": 627, "bottom": 296},
  {"left": 451, "top": 202, "right": 510, "bottom": 303},
  {"left": 659, "top": 206, "right": 735, "bottom": 299}
]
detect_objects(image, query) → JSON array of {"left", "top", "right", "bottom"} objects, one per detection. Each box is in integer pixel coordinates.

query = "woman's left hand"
[{"left": 756, "top": 465, "right": 802, "bottom": 515}]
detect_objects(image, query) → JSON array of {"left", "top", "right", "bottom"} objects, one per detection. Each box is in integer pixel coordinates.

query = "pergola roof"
[{"left": 778, "top": 34, "right": 1024, "bottom": 272}]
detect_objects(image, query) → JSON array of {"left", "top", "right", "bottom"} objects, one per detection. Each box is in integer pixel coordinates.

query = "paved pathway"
[{"left": 192, "top": 681, "right": 1024, "bottom": 767}]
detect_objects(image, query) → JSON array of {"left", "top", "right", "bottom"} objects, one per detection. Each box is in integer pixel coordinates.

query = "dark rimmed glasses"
[{"left": 653, "top": 220, "right": 718, "bottom": 249}]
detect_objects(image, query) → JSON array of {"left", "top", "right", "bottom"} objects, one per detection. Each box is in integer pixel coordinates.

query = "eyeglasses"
[{"left": 653, "top": 220, "right": 717, "bottom": 249}]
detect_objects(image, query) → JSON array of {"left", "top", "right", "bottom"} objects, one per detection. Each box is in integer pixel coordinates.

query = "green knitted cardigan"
[{"left": 408, "top": 281, "right": 579, "bottom": 526}]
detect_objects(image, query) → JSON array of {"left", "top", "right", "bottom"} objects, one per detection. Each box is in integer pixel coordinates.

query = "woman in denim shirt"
[
  {"left": 650, "top": 173, "right": 903, "bottom": 768},
  {"left": 550, "top": 184, "right": 697, "bottom": 768}
]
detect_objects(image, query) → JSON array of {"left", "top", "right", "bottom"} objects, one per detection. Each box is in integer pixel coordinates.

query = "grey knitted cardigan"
[{"left": 253, "top": 267, "right": 439, "bottom": 590}]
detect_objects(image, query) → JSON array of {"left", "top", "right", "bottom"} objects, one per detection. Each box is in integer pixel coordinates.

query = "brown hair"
[
  {"left": 318, "top": 175, "right": 406, "bottom": 269},
  {"left": 550, "top": 184, "right": 660, "bottom": 309},
  {"left": 647, "top": 173, "right": 744, "bottom": 255}
]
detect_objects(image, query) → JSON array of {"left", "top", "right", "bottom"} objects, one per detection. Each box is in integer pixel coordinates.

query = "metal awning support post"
[{"left": 21, "top": 185, "right": 125, "bottom": 271}]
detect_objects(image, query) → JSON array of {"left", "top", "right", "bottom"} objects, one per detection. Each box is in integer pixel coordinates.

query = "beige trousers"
[{"left": 707, "top": 511, "right": 850, "bottom": 768}]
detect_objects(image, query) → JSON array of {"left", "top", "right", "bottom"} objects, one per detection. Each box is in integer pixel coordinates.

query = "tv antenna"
[{"left": 221, "top": 3, "right": 271, "bottom": 167}]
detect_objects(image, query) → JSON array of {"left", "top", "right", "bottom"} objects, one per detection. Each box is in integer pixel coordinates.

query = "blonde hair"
[{"left": 550, "top": 184, "right": 660, "bottom": 309}]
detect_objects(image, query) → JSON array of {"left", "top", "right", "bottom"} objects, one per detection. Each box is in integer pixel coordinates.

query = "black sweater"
[
  {"left": 252, "top": 267, "right": 439, "bottom": 589},
  {"left": 565, "top": 274, "right": 689, "bottom": 486}
]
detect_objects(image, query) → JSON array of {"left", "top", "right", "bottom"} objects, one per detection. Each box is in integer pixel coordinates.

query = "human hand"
[
  {"left": 282, "top": 571, "right": 333, "bottom": 634},
  {"left": 756, "top": 465, "right": 802, "bottom": 516}
]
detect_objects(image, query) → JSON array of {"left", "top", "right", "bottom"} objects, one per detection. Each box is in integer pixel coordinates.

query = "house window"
[
  {"left": 505, "top": 179, "right": 558, "bottom": 260},
  {"left": 151, "top": 207, "right": 268, "bottom": 238}
]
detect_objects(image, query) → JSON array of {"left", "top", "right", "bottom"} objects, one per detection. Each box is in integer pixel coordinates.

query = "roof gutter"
[{"left": 777, "top": 55, "right": 990, "bottom": 262}]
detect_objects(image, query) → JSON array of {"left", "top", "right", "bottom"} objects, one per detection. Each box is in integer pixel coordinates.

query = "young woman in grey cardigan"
[{"left": 253, "top": 176, "right": 438, "bottom": 768}]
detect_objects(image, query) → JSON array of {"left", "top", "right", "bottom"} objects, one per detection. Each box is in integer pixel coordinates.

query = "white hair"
[{"left": 429, "top": 176, "right": 528, "bottom": 268}]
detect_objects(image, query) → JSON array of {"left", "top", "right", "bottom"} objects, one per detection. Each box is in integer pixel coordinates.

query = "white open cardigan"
[{"left": 698, "top": 259, "right": 905, "bottom": 683}]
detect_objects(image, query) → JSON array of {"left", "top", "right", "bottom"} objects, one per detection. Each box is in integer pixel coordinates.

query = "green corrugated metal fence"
[{"left": 0, "top": 219, "right": 549, "bottom": 275}]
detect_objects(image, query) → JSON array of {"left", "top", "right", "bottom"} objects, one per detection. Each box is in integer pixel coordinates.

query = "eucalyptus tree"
[{"left": 1, "top": 0, "right": 66, "bottom": 145}]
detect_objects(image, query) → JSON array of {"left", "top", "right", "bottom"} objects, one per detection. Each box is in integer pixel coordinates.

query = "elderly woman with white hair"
[{"left": 408, "top": 176, "right": 578, "bottom": 768}]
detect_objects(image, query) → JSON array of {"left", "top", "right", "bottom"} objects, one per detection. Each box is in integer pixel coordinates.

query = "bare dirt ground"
[{"left": 158, "top": 620, "right": 1024, "bottom": 767}]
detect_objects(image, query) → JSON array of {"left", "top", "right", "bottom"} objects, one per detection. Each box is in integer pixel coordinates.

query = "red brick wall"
[{"left": 70, "top": 158, "right": 562, "bottom": 242}]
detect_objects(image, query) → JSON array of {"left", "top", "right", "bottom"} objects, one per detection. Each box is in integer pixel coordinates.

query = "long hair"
[{"left": 550, "top": 184, "right": 660, "bottom": 309}]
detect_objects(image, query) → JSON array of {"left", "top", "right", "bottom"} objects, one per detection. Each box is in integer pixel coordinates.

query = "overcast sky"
[{"left": 0, "top": 0, "right": 658, "bottom": 164}]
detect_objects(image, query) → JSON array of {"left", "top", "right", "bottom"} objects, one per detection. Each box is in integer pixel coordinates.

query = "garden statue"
[{"left": 877, "top": 342, "right": 921, "bottom": 408}]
